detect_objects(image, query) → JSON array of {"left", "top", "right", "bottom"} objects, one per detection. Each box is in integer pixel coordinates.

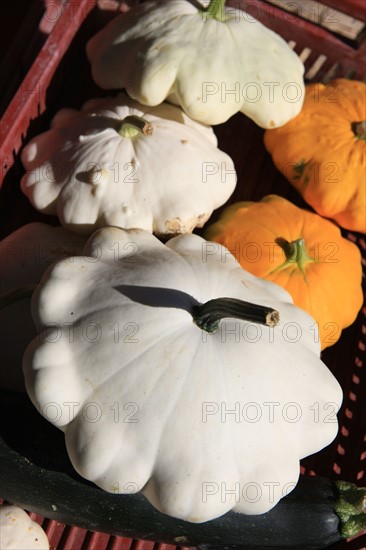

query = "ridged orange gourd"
[
  {"left": 264, "top": 79, "right": 366, "bottom": 233},
  {"left": 204, "top": 195, "right": 363, "bottom": 349}
]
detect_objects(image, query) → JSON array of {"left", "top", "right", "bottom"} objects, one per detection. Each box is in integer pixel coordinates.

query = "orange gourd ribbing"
[
  {"left": 264, "top": 79, "right": 366, "bottom": 233},
  {"left": 205, "top": 195, "right": 363, "bottom": 350}
]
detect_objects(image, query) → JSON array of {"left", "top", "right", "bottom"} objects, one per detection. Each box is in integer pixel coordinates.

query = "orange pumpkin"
[
  {"left": 204, "top": 195, "right": 363, "bottom": 350},
  {"left": 264, "top": 79, "right": 366, "bottom": 233}
]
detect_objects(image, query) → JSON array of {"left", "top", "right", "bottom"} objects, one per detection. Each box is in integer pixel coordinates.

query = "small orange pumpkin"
[
  {"left": 264, "top": 79, "right": 366, "bottom": 233},
  {"left": 204, "top": 195, "right": 363, "bottom": 350}
]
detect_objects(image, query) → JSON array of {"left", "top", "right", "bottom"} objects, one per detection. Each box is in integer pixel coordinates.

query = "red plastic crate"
[{"left": 1, "top": 1, "right": 366, "bottom": 548}]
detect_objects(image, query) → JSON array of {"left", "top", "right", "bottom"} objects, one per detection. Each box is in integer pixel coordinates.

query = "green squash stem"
[
  {"left": 277, "top": 238, "right": 314, "bottom": 275},
  {"left": 335, "top": 480, "right": 366, "bottom": 538},
  {"left": 0, "top": 284, "right": 37, "bottom": 309},
  {"left": 118, "top": 116, "right": 153, "bottom": 138},
  {"left": 203, "top": 0, "right": 226, "bottom": 21},
  {"left": 192, "top": 297, "right": 280, "bottom": 333},
  {"left": 351, "top": 120, "right": 366, "bottom": 140}
]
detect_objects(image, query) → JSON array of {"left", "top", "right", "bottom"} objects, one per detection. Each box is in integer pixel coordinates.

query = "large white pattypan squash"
[
  {"left": 20, "top": 95, "right": 236, "bottom": 235},
  {"left": 23, "top": 228, "right": 342, "bottom": 523},
  {"left": 87, "top": 0, "right": 305, "bottom": 127}
]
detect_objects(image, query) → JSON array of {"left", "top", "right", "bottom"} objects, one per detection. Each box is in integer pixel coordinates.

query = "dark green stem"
[
  {"left": 0, "top": 284, "right": 37, "bottom": 309},
  {"left": 203, "top": 0, "right": 226, "bottom": 21},
  {"left": 351, "top": 120, "right": 366, "bottom": 140},
  {"left": 192, "top": 297, "right": 280, "bottom": 333},
  {"left": 335, "top": 480, "right": 366, "bottom": 538},
  {"left": 118, "top": 116, "right": 153, "bottom": 138}
]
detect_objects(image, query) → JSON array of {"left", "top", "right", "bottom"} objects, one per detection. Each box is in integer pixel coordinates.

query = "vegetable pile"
[{"left": 1, "top": 0, "right": 365, "bottom": 542}]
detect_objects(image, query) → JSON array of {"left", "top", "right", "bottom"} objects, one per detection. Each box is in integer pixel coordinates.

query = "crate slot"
[
  {"left": 305, "top": 53, "right": 328, "bottom": 80},
  {"left": 344, "top": 67, "right": 358, "bottom": 79},
  {"left": 322, "top": 61, "right": 341, "bottom": 82},
  {"left": 299, "top": 47, "right": 313, "bottom": 63}
]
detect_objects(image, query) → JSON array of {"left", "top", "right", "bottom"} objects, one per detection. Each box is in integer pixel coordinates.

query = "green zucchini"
[{"left": 0, "top": 388, "right": 365, "bottom": 549}]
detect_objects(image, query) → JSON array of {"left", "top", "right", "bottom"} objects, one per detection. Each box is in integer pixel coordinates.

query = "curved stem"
[
  {"left": 277, "top": 238, "right": 314, "bottom": 274},
  {"left": 203, "top": 0, "right": 226, "bottom": 21},
  {"left": 335, "top": 480, "right": 366, "bottom": 538},
  {"left": 192, "top": 297, "right": 279, "bottom": 333},
  {"left": 118, "top": 116, "right": 153, "bottom": 138},
  {"left": 0, "top": 284, "right": 37, "bottom": 310},
  {"left": 351, "top": 120, "right": 366, "bottom": 140}
]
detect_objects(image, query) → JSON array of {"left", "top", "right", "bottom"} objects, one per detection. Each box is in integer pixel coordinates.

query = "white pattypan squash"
[
  {"left": 23, "top": 228, "right": 342, "bottom": 523},
  {"left": 0, "top": 223, "right": 86, "bottom": 392},
  {"left": 20, "top": 95, "right": 236, "bottom": 236},
  {"left": 0, "top": 505, "right": 49, "bottom": 549},
  {"left": 86, "top": 0, "right": 305, "bottom": 127}
]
